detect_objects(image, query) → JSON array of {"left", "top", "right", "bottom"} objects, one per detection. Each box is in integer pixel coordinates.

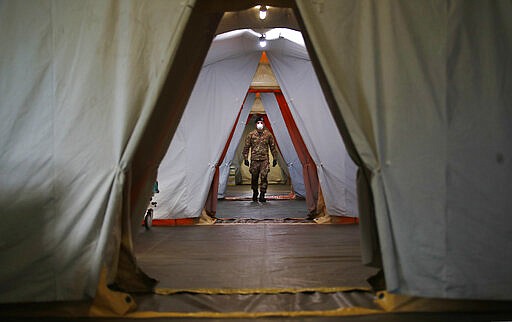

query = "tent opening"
[
  {"left": 133, "top": 3, "right": 373, "bottom": 297},
  {"left": 152, "top": 27, "right": 360, "bottom": 224},
  {"left": 124, "top": 4, "right": 382, "bottom": 312},
  {"left": 219, "top": 53, "right": 302, "bottom": 204}
]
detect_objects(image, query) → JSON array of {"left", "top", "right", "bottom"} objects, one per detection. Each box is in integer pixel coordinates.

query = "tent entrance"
[
  {"left": 214, "top": 87, "right": 317, "bottom": 223},
  {"left": 219, "top": 90, "right": 294, "bottom": 201},
  {"left": 131, "top": 4, "right": 370, "bottom": 317},
  {"left": 153, "top": 25, "right": 359, "bottom": 223},
  {"left": 212, "top": 52, "right": 305, "bottom": 213}
]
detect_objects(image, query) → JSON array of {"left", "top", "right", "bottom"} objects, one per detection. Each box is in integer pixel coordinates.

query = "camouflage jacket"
[{"left": 243, "top": 129, "right": 278, "bottom": 161}]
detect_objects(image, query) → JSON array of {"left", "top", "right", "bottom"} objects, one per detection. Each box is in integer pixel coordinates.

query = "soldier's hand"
[
  {"left": 244, "top": 159, "right": 250, "bottom": 167},
  {"left": 272, "top": 159, "right": 277, "bottom": 167}
]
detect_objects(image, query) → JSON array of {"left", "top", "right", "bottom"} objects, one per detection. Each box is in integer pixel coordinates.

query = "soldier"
[{"left": 243, "top": 116, "right": 278, "bottom": 202}]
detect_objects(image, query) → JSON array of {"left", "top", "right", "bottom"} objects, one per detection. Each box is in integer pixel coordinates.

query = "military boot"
[
  {"left": 258, "top": 191, "right": 266, "bottom": 202},
  {"left": 252, "top": 190, "right": 258, "bottom": 202}
]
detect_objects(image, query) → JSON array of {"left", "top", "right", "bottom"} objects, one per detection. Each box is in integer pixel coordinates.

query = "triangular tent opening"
[
  {"left": 219, "top": 54, "right": 303, "bottom": 198},
  {"left": 154, "top": 31, "right": 358, "bottom": 223},
  {"left": 223, "top": 105, "right": 291, "bottom": 190}
]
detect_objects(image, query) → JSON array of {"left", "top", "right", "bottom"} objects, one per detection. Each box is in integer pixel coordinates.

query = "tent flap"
[
  {"left": 267, "top": 39, "right": 358, "bottom": 217},
  {"left": 297, "top": 0, "right": 512, "bottom": 299},
  {"left": 155, "top": 31, "right": 261, "bottom": 219}
]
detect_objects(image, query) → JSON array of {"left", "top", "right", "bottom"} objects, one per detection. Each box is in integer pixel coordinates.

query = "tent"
[
  {"left": 1, "top": 0, "right": 511, "bottom": 306},
  {"left": 154, "top": 31, "right": 358, "bottom": 220}
]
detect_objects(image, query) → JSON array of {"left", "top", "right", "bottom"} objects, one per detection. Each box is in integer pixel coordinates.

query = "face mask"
[{"left": 256, "top": 123, "right": 264, "bottom": 130}]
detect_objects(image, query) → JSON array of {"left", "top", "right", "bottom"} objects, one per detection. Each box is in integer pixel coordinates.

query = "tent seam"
[
  {"left": 50, "top": 0, "right": 58, "bottom": 301},
  {"left": 442, "top": 0, "right": 450, "bottom": 298}
]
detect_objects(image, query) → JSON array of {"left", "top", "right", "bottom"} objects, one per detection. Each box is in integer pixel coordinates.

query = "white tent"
[
  {"left": 154, "top": 31, "right": 357, "bottom": 219},
  {"left": 0, "top": 0, "right": 511, "bottom": 304}
]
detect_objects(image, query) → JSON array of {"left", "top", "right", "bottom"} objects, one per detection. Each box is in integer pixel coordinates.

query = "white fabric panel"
[
  {"left": 0, "top": 0, "right": 192, "bottom": 302},
  {"left": 297, "top": 0, "right": 512, "bottom": 299},
  {"left": 155, "top": 32, "right": 261, "bottom": 218},
  {"left": 217, "top": 94, "right": 254, "bottom": 198},
  {"left": 267, "top": 39, "right": 358, "bottom": 217},
  {"left": 260, "top": 93, "right": 306, "bottom": 198}
]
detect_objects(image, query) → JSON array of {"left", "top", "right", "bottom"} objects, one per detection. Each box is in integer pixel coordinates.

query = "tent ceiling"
[
  {"left": 216, "top": 6, "right": 299, "bottom": 35},
  {"left": 251, "top": 58, "right": 280, "bottom": 89},
  {"left": 251, "top": 52, "right": 280, "bottom": 112}
]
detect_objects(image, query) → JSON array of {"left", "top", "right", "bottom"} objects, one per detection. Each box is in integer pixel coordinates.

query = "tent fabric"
[
  {"left": 260, "top": 93, "right": 306, "bottom": 198},
  {"left": 217, "top": 94, "right": 255, "bottom": 198},
  {"left": 297, "top": 0, "right": 512, "bottom": 300},
  {"left": 205, "top": 95, "right": 249, "bottom": 215},
  {"left": 154, "top": 31, "right": 261, "bottom": 219},
  {"left": 2, "top": 0, "right": 512, "bottom": 305},
  {"left": 0, "top": 0, "right": 203, "bottom": 302},
  {"left": 206, "top": 94, "right": 258, "bottom": 215},
  {"left": 267, "top": 40, "right": 359, "bottom": 217},
  {"left": 272, "top": 92, "right": 319, "bottom": 213}
]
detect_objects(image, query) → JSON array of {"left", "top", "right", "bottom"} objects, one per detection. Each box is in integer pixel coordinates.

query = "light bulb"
[
  {"left": 259, "top": 35, "right": 267, "bottom": 48},
  {"left": 259, "top": 5, "right": 267, "bottom": 20}
]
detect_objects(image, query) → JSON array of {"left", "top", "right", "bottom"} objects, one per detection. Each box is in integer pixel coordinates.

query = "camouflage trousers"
[{"left": 249, "top": 159, "right": 270, "bottom": 193}]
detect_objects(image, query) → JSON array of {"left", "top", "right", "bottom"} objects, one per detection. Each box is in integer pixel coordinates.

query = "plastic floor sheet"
[{"left": 133, "top": 223, "right": 380, "bottom": 314}]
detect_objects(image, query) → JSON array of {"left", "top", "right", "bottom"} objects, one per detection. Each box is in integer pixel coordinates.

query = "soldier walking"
[{"left": 243, "top": 116, "right": 278, "bottom": 202}]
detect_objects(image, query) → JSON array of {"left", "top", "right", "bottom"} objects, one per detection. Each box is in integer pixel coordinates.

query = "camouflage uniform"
[{"left": 243, "top": 128, "right": 278, "bottom": 194}]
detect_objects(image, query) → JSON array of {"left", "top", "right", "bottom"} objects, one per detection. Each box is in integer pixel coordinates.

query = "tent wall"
[
  {"left": 260, "top": 93, "right": 306, "bottom": 198},
  {"left": 297, "top": 0, "right": 512, "bottom": 299},
  {"left": 273, "top": 92, "right": 320, "bottom": 213},
  {"left": 0, "top": 0, "right": 218, "bottom": 302},
  {"left": 217, "top": 94, "right": 255, "bottom": 198},
  {"left": 267, "top": 39, "right": 358, "bottom": 217},
  {"left": 154, "top": 32, "right": 261, "bottom": 219}
]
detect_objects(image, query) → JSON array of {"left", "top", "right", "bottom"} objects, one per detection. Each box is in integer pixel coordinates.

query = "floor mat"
[{"left": 214, "top": 217, "right": 314, "bottom": 224}]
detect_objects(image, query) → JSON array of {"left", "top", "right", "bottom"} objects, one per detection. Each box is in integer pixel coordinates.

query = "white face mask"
[{"left": 256, "top": 123, "right": 264, "bottom": 130}]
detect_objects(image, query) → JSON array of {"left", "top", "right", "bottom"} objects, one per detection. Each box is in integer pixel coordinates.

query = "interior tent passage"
[
  {"left": 218, "top": 95, "right": 308, "bottom": 201},
  {"left": 154, "top": 32, "right": 358, "bottom": 219},
  {"left": 222, "top": 112, "right": 293, "bottom": 193},
  {"left": 246, "top": 93, "right": 307, "bottom": 199},
  {"left": 2, "top": 0, "right": 512, "bottom": 306},
  {"left": 219, "top": 110, "right": 294, "bottom": 196}
]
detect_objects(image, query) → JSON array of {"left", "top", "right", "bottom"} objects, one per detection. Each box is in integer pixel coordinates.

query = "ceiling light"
[
  {"left": 259, "top": 34, "right": 267, "bottom": 48},
  {"left": 259, "top": 5, "right": 267, "bottom": 20}
]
